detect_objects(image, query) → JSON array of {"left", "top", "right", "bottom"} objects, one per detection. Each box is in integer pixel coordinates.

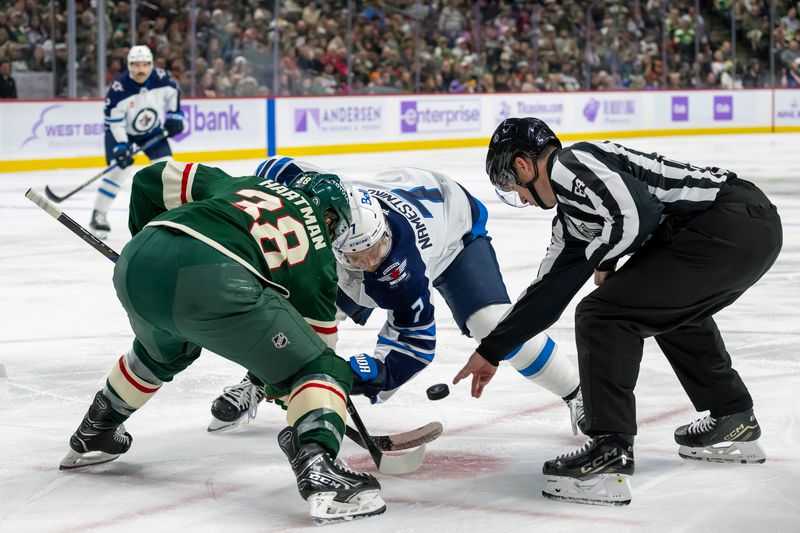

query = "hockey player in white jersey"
[
  {"left": 91, "top": 45, "right": 184, "bottom": 238},
  {"left": 208, "top": 156, "right": 583, "bottom": 433}
]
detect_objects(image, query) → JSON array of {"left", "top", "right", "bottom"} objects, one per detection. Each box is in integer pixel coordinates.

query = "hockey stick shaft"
[
  {"left": 346, "top": 398, "right": 384, "bottom": 467},
  {"left": 25, "top": 188, "right": 120, "bottom": 262},
  {"left": 44, "top": 132, "right": 169, "bottom": 203},
  {"left": 26, "top": 189, "right": 426, "bottom": 473}
]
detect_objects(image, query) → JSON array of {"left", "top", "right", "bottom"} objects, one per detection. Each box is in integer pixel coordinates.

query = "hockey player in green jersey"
[{"left": 60, "top": 160, "right": 386, "bottom": 524}]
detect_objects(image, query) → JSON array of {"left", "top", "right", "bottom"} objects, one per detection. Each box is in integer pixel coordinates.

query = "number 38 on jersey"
[{"left": 232, "top": 189, "right": 310, "bottom": 270}]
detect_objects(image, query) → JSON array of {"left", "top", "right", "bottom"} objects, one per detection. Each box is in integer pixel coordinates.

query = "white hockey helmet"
[
  {"left": 334, "top": 186, "right": 391, "bottom": 271},
  {"left": 127, "top": 45, "right": 153, "bottom": 68}
]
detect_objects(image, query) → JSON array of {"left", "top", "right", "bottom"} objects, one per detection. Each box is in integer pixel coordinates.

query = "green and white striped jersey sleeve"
[{"left": 128, "top": 161, "right": 235, "bottom": 236}]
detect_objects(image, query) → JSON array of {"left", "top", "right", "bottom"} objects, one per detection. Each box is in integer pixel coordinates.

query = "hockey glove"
[
  {"left": 111, "top": 142, "right": 134, "bottom": 169},
  {"left": 349, "top": 353, "right": 387, "bottom": 404},
  {"left": 164, "top": 111, "right": 185, "bottom": 137}
]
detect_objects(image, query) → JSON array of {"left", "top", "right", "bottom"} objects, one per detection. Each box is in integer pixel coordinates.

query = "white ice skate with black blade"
[
  {"left": 563, "top": 386, "right": 586, "bottom": 436},
  {"left": 542, "top": 433, "right": 634, "bottom": 506},
  {"left": 208, "top": 372, "right": 266, "bottom": 432},
  {"left": 89, "top": 210, "right": 111, "bottom": 239},
  {"left": 674, "top": 409, "right": 766, "bottom": 464},
  {"left": 278, "top": 426, "right": 386, "bottom": 525},
  {"left": 60, "top": 391, "right": 133, "bottom": 470}
]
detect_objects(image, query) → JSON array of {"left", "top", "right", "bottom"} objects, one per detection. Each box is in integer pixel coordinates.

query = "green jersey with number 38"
[{"left": 127, "top": 160, "right": 338, "bottom": 342}]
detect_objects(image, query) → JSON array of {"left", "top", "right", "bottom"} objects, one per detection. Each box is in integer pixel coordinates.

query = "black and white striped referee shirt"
[{"left": 478, "top": 141, "right": 737, "bottom": 364}]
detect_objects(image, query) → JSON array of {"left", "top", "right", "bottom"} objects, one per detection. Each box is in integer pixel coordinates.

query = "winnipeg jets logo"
[
  {"left": 111, "top": 81, "right": 123, "bottom": 92},
  {"left": 378, "top": 258, "right": 408, "bottom": 286},
  {"left": 132, "top": 108, "right": 159, "bottom": 132},
  {"left": 572, "top": 178, "right": 587, "bottom": 197},
  {"left": 272, "top": 332, "right": 289, "bottom": 349}
]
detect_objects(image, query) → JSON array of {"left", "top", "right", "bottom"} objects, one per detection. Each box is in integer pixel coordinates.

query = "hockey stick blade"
[
  {"left": 345, "top": 399, "right": 428, "bottom": 475},
  {"left": 345, "top": 421, "right": 443, "bottom": 451},
  {"left": 376, "top": 443, "right": 427, "bottom": 476}
]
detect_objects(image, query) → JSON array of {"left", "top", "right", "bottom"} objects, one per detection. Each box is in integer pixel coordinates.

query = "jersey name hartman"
[
  {"left": 260, "top": 180, "right": 327, "bottom": 250},
  {"left": 368, "top": 189, "right": 432, "bottom": 250}
]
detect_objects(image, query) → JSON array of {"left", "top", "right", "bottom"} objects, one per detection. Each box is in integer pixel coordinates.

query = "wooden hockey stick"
[
  {"left": 44, "top": 132, "right": 169, "bottom": 203},
  {"left": 26, "top": 188, "right": 432, "bottom": 474}
]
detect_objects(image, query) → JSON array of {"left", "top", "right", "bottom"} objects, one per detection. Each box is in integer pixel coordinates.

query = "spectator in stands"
[
  {"left": 0, "top": 59, "right": 16, "bottom": 98},
  {"left": 780, "top": 37, "right": 800, "bottom": 69},
  {"left": 28, "top": 44, "right": 50, "bottom": 71},
  {"left": 781, "top": 7, "right": 799, "bottom": 36},
  {"left": 783, "top": 58, "right": 800, "bottom": 88}
]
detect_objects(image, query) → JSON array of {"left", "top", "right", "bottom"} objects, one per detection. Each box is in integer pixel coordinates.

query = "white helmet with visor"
[{"left": 334, "top": 186, "right": 392, "bottom": 271}]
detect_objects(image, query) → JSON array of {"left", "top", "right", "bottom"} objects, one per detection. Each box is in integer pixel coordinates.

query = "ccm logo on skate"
[
  {"left": 726, "top": 423, "right": 757, "bottom": 441},
  {"left": 309, "top": 472, "right": 345, "bottom": 489},
  {"left": 579, "top": 449, "right": 624, "bottom": 474}
]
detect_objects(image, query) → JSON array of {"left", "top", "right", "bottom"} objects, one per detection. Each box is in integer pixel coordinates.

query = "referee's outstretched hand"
[{"left": 453, "top": 351, "right": 497, "bottom": 398}]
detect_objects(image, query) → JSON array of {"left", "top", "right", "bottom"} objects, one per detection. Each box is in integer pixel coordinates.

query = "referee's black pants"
[{"left": 575, "top": 178, "right": 783, "bottom": 436}]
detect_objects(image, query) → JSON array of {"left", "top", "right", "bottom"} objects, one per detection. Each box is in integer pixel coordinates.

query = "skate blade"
[
  {"left": 309, "top": 490, "right": 386, "bottom": 525},
  {"left": 542, "top": 473, "right": 632, "bottom": 506},
  {"left": 678, "top": 440, "right": 766, "bottom": 464},
  {"left": 207, "top": 416, "right": 243, "bottom": 433},
  {"left": 59, "top": 448, "right": 121, "bottom": 470}
]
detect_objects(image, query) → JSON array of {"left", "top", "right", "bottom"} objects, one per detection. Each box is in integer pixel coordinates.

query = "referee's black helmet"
[{"left": 485, "top": 117, "right": 562, "bottom": 193}]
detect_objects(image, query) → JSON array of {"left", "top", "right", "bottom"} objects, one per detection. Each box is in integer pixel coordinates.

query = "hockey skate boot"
[
  {"left": 278, "top": 426, "right": 386, "bottom": 525},
  {"left": 208, "top": 372, "right": 266, "bottom": 432},
  {"left": 674, "top": 409, "right": 765, "bottom": 464},
  {"left": 60, "top": 391, "right": 132, "bottom": 470},
  {"left": 89, "top": 210, "right": 111, "bottom": 239},
  {"left": 563, "top": 386, "right": 586, "bottom": 435},
  {"left": 542, "top": 433, "right": 634, "bottom": 506}
]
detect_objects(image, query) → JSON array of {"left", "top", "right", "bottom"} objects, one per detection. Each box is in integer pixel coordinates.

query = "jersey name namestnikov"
[
  {"left": 128, "top": 161, "right": 339, "bottom": 346},
  {"left": 104, "top": 68, "right": 180, "bottom": 142}
]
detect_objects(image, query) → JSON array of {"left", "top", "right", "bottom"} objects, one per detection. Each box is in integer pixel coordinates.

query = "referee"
[{"left": 453, "top": 117, "right": 782, "bottom": 505}]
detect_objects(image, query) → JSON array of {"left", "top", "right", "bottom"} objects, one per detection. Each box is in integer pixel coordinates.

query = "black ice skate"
[
  {"left": 278, "top": 426, "right": 386, "bottom": 525},
  {"left": 563, "top": 386, "right": 586, "bottom": 435},
  {"left": 60, "top": 391, "right": 132, "bottom": 470},
  {"left": 89, "top": 210, "right": 111, "bottom": 239},
  {"left": 208, "top": 372, "right": 266, "bottom": 432},
  {"left": 674, "top": 409, "right": 765, "bottom": 464},
  {"left": 542, "top": 433, "right": 634, "bottom": 506}
]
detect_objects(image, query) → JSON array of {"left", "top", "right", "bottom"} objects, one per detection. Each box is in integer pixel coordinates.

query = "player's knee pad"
[
  {"left": 105, "top": 350, "right": 162, "bottom": 414},
  {"left": 285, "top": 349, "right": 351, "bottom": 455},
  {"left": 466, "top": 304, "right": 579, "bottom": 399},
  {"left": 465, "top": 303, "right": 509, "bottom": 342}
]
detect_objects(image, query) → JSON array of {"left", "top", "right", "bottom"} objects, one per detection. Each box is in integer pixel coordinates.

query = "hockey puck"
[{"left": 426, "top": 383, "right": 450, "bottom": 401}]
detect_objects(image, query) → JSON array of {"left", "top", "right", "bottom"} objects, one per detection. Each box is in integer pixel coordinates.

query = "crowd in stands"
[{"left": 1, "top": 0, "right": 799, "bottom": 99}]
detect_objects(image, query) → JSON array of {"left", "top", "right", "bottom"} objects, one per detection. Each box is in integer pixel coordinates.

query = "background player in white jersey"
[
  {"left": 91, "top": 45, "right": 184, "bottom": 238},
  {"left": 208, "top": 156, "right": 583, "bottom": 433}
]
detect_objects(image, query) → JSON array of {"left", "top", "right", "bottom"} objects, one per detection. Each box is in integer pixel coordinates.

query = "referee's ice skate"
[
  {"left": 542, "top": 433, "right": 634, "bottom": 506},
  {"left": 674, "top": 409, "right": 766, "bottom": 464},
  {"left": 278, "top": 426, "right": 386, "bottom": 525}
]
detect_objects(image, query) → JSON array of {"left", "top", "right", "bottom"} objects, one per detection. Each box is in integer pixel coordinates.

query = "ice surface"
[{"left": 1, "top": 134, "right": 799, "bottom": 532}]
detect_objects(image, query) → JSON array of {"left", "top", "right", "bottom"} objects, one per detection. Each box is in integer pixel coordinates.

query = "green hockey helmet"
[{"left": 287, "top": 171, "right": 352, "bottom": 246}]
